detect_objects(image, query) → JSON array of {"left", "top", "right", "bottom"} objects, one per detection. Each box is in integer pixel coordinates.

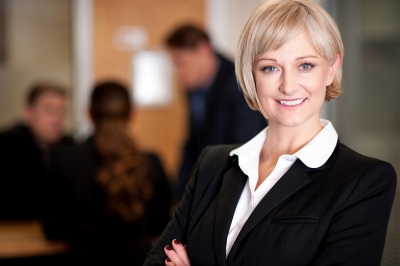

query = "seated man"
[
  {"left": 165, "top": 25, "right": 267, "bottom": 200},
  {"left": 0, "top": 82, "right": 74, "bottom": 219}
]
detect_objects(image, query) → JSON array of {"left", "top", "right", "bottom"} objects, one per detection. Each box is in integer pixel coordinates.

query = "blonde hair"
[{"left": 236, "top": 0, "right": 344, "bottom": 111}]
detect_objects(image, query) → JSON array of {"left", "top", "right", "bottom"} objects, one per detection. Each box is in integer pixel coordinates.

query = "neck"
[
  {"left": 262, "top": 117, "right": 323, "bottom": 160},
  {"left": 34, "top": 136, "right": 52, "bottom": 151}
]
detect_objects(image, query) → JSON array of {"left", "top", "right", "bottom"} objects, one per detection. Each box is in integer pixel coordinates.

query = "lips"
[{"left": 277, "top": 98, "right": 306, "bottom": 106}]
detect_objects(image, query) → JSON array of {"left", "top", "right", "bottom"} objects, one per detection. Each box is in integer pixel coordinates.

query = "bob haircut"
[{"left": 236, "top": 0, "right": 344, "bottom": 111}]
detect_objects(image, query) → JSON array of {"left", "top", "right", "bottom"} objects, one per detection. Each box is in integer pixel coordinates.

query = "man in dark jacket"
[
  {"left": 0, "top": 83, "right": 74, "bottom": 219},
  {"left": 165, "top": 25, "right": 267, "bottom": 200}
]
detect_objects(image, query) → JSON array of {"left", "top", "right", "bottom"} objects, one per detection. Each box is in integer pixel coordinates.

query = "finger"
[
  {"left": 172, "top": 239, "right": 191, "bottom": 266},
  {"left": 165, "top": 257, "right": 176, "bottom": 266},
  {"left": 164, "top": 245, "right": 185, "bottom": 266}
]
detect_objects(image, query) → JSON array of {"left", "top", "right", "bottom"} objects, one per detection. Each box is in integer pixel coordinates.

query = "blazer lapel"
[
  {"left": 227, "top": 159, "right": 312, "bottom": 262},
  {"left": 214, "top": 157, "right": 247, "bottom": 266}
]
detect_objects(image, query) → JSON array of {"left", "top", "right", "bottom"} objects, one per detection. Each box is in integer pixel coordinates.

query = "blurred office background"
[
  {"left": 0, "top": 0, "right": 398, "bottom": 264},
  {"left": 327, "top": 1, "right": 400, "bottom": 265}
]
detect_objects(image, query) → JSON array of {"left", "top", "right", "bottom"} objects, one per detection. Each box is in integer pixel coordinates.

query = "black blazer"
[
  {"left": 0, "top": 124, "right": 74, "bottom": 219},
  {"left": 145, "top": 141, "right": 396, "bottom": 266},
  {"left": 43, "top": 138, "right": 171, "bottom": 264},
  {"left": 176, "top": 54, "right": 267, "bottom": 200}
]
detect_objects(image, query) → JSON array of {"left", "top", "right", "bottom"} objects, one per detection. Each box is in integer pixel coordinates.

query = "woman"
[
  {"left": 44, "top": 82, "right": 171, "bottom": 265},
  {"left": 144, "top": 0, "right": 397, "bottom": 265}
]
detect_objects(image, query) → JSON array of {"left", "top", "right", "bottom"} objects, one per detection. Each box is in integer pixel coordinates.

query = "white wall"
[
  {"left": 205, "top": 0, "right": 264, "bottom": 60},
  {"left": 206, "top": 0, "right": 326, "bottom": 59},
  {"left": 71, "top": 0, "right": 94, "bottom": 140},
  {"left": 0, "top": 0, "right": 72, "bottom": 130}
]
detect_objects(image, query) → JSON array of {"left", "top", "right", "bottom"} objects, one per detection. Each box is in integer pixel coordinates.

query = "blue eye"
[
  {"left": 262, "top": 66, "right": 277, "bottom": 73},
  {"left": 300, "top": 63, "right": 314, "bottom": 71}
]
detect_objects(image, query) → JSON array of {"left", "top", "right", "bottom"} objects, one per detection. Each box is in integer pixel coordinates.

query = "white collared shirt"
[{"left": 226, "top": 119, "right": 338, "bottom": 256}]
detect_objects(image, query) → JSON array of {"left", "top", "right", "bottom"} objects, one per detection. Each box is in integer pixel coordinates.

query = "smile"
[{"left": 277, "top": 98, "right": 306, "bottom": 106}]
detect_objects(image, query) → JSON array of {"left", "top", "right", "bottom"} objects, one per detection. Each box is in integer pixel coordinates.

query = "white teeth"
[{"left": 279, "top": 98, "right": 305, "bottom": 106}]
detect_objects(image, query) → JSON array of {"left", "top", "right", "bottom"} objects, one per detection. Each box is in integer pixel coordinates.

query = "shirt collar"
[
  {"left": 293, "top": 119, "right": 338, "bottom": 168},
  {"left": 229, "top": 127, "right": 267, "bottom": 177},
  {"left": 230, "top": 119, "right": 338, "bottom": 170}
]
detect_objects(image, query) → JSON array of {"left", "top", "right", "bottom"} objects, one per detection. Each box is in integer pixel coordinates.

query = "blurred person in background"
[
  {"left": 165, "top": 24, "right": 267, "bottom": 200},
  {"left": 0, "top": 82, "right": 73, "bottom": 220},
  {"left": 43, "top": 81, "right": 171, "bottom": 265}
]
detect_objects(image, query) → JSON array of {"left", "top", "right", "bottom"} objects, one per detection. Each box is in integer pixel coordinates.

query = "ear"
[
  {"left": 87, "top": 109, "right": 95, "bottom": 125},
  {"left": 326, "top": 54, "right": 341, "bottom": 86},
  {"left": 22, "top": 106, "right": 32, "bottom": 124}
]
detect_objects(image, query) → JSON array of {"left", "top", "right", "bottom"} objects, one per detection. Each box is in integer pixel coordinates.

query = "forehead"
[
  {"left": 169, "top": 48, "right": 198, "bottom": 59},
  {"left": 257, "top": 29, "right": 321, "bottom": 60},
  {"left": 32, "top": 92, "right": 66, "bottom": 107}
]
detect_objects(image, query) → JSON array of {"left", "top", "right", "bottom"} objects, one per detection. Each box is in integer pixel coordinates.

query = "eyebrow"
[
  {"left": 257, "top": 58, "right": 277, "bottom": 62},
  {"left": 257, "top": 55, "right": 318, "bottom": 62},
  {"left": 296, "top": 55, "right": 318, "bottom": 60}
]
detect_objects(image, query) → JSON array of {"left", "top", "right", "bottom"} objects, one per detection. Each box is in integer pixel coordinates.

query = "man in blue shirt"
[{"left": 165, "top": 25, "right": 267, "bottom": 200}]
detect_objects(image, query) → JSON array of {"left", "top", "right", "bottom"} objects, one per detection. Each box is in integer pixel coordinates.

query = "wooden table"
[{"left": 0, "top": 221, "right": 69, "bottom": 259}]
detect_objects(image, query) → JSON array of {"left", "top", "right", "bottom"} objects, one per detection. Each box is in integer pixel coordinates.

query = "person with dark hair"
[
  {"left": 0, "top": 82, "right": 73, "bottom": 220},
  {"left": 43, "top": 81, "right": 171, "bottom": 265},
  {"left": 165, "top": 24, "right": 267, "bottom": 201}
]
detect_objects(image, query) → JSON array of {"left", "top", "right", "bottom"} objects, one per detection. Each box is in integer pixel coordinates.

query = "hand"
[{"left": 164, "top": 239, "right": 191, "bottom": 266}]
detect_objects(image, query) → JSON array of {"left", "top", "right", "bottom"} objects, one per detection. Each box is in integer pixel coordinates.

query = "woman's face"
[{"left": 253, "top": 28, "right": 338, "bottom": 129}]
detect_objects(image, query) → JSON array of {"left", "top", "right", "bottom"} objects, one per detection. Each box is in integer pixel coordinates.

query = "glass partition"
[{"left": 328, "top": 0, "right": 400, "bottom": 265}]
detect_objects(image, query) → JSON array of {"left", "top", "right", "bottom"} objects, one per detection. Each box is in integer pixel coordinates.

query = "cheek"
[
  {"left": 176, "top": 65, "right": 187, "bottom": 77},
  {"left": 180, "top": 63, "right": 196, "bottom": 79},
  {"left": 303, "top": 70, "right": 329, "bottom": 95},
  {"left": 255, "top": 75, "right": 278, "bottom": 100},
  {"left": 307, "top": 81, "right": 327, "bottom": 110},
  {"left": 316, "top": 76, "right": 329, "bottom": 98}
]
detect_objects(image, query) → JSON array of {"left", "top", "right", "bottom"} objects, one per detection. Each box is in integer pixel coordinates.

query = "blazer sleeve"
[
  {"left": 144, "top": 146, "right": 212, "bottom": 266},
  {"left": 311, "top": 161, "right": 397, "bottom": 266}
]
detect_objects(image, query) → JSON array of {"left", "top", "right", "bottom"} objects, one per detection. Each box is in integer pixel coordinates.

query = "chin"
[
  {"left": 273, "top": 116, "right": 305, "bottom": 128},
  {"left": 46, "top": 134, "right": 63, "bottom": 144},
  {"left": 270, "top": 110, "right": 321, "bottom": 128}
]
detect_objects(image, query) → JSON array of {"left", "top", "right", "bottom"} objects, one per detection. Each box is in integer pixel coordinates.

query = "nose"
[{"left": 279, "top": 70, "right": 297, "bottom": 95}]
